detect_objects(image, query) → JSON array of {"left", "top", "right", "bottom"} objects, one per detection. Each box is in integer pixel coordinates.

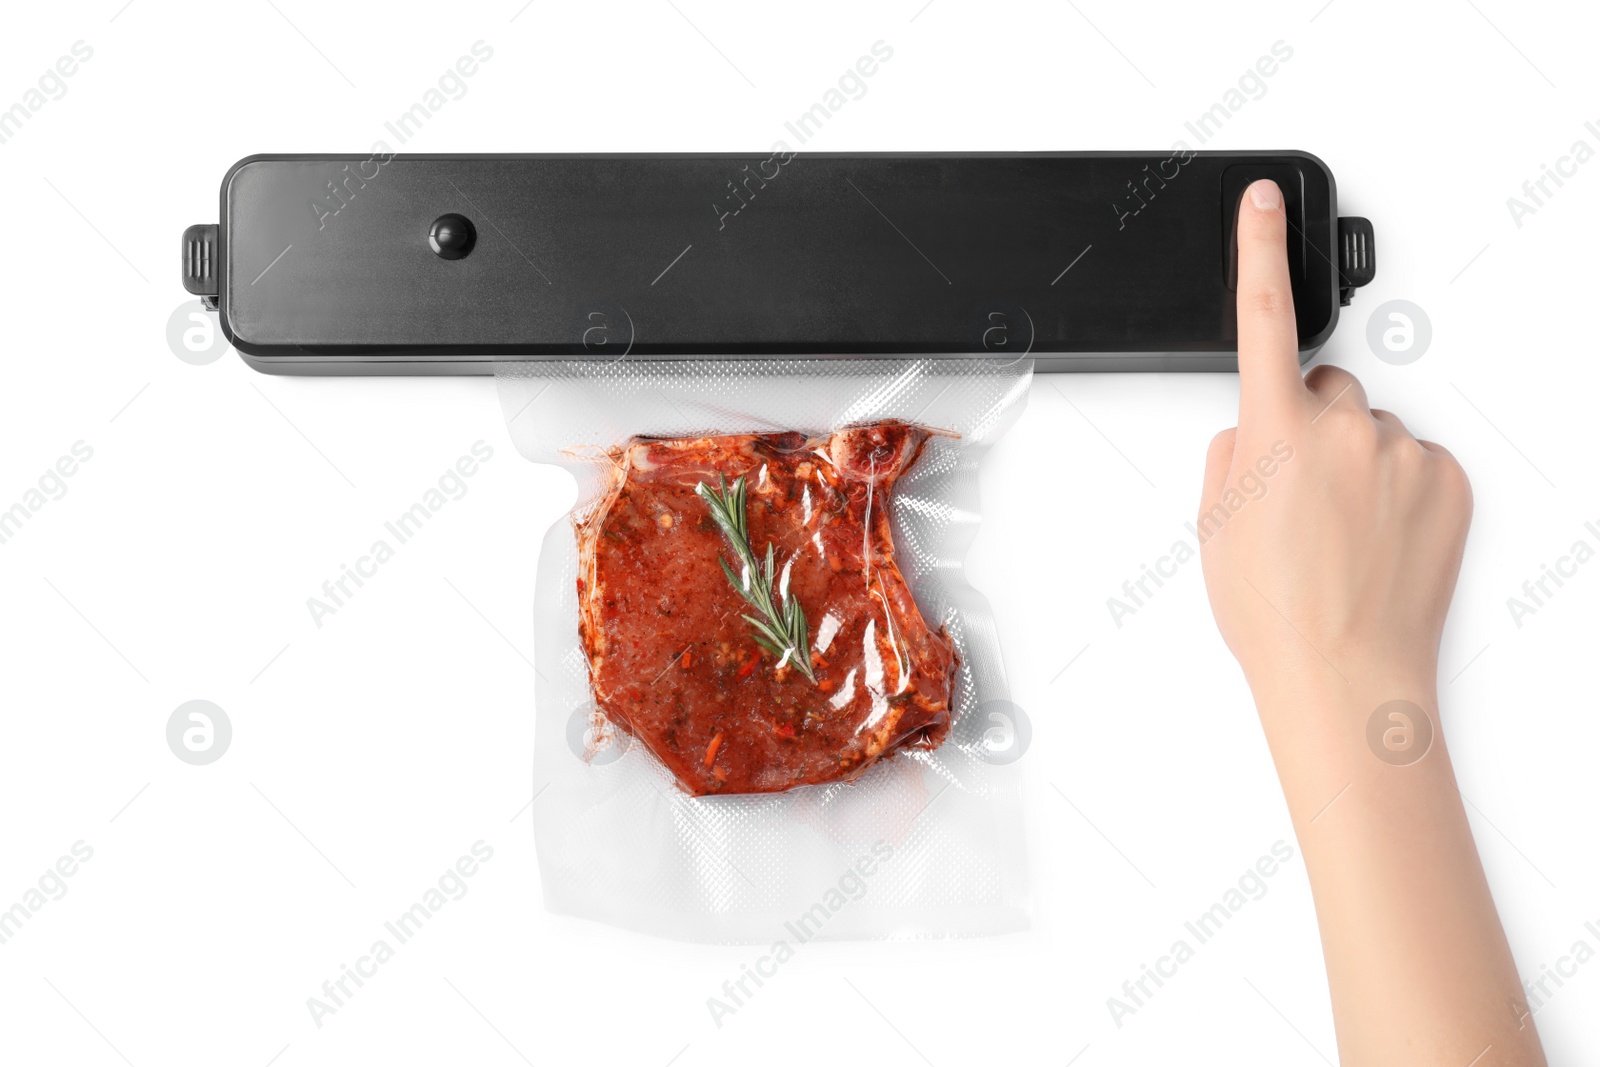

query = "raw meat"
[{"left": 575, "top": 421, "right": 957, "bottom": 795}]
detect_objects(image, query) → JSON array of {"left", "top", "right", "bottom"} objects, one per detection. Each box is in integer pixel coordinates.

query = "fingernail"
[{"left": 1249, "top": 179, "right": 1281, "bottom": 211}]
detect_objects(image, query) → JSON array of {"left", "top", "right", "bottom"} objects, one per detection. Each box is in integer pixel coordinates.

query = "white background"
[{"left": 2, "top": 1, "right": 1597, "bottom": 1064}]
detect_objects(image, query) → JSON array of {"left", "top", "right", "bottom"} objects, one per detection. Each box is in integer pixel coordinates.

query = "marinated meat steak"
[{"left": 576, "top": 422, "right": 957, "bottom": 795}]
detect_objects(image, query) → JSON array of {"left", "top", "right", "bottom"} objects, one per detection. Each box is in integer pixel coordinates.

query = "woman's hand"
[
  {"left": 1199, "top": 178, "right": 1472, "bottom": 712},
  {"left": 1196, "top": 179, "right": 1544, "bottom": 1067}
]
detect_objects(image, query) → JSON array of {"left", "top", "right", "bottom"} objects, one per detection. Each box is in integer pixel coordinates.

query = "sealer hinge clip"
[
  {"left": 182, "top": 223, "right": 219, "bottom": 309},
  {"left": 1337, "top": 216, "right": 1375, "bottom": 306}
]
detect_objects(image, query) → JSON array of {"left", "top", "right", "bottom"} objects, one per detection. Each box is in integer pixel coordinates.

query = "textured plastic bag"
[{"left": 496, "top": 357, "right": 1032, "bottom": 942}]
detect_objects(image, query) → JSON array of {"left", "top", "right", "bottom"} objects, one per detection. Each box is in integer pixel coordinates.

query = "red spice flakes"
[
  {"left": 680, "top": 649, "right": 693, "bottom": 669},
  {"left": 703, "top": 731, "right": 724, "bottom": 766}
]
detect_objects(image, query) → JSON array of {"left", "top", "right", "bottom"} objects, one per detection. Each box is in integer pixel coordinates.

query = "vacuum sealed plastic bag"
[{"left": 497, "top": 357, "right": 1032, "bottom": 942}]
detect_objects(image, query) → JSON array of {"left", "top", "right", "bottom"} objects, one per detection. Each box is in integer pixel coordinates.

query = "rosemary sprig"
[{"left": 695, "top": 474, "right": 817, "bottom": 683}]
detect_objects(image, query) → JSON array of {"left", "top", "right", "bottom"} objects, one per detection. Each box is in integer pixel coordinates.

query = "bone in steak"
[{"left": 575, "top": 422, "right": 957, "bottom": 795}]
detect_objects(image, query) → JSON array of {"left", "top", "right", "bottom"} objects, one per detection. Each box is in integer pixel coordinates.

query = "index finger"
[{"left": 1235, "top": 179, "right": 1307, "bottom": 421}]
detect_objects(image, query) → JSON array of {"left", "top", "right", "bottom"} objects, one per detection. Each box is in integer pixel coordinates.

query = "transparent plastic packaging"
[{"left": 496, "top": 357, "right": 1032, "bottom": 942}]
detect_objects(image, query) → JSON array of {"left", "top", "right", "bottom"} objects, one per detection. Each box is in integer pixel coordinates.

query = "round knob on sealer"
[{"left": 428, "top": 213, "right": 476, "bottom": 260}]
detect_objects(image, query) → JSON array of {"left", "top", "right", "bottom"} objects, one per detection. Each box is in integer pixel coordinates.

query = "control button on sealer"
[{"left": 429, "top": 213, "right": 476, "bottom": 260}]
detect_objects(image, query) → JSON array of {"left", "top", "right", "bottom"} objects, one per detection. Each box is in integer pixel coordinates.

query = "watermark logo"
[
  {"left": 1110, "top": 150, "right": 1193, "bottom": 230},
  {"left": 305, "top": 841, "right": 495, "bottom": 1029},
  {"left": 778, "top": 41, "right": 894, "bottom": 150},
  {"left": 1106, "top": 840, "right": 1296, "bottom": 1028},
  {"left": 0, "top": 841, "right": 94, "bottom": 947},
  {"left": 706, "top": 840, "right": 894, "bottom": 1029},
  {"left": 0, "top": 40, "right": 93, "bottom": 149},
  {"left": 305, "top": 442, "right": 494, "bottom": 629},
  {"left": 1510, "top": 918, "right": 1600, "bottom": 1029},
  {"left": 1366, "top": 299, "right": 1431, "bottom": 366},
  {"left": 969, "top": 303, "right": 1034, "bottom": 359},
  {"left": 713, "top": 40, "right": 893, "bottom": 235},
  {"left": 1176, "top": 40, "right": 1295, "bottom": 151},
  {"left": 955, "top": 700, "right": 1031, "bottom": 765},
  {"left": 1505, "top": 520, "right": 1599, "bottom": 629},
  {"left": 712, "top": 151, "right": 792, "bottom": 231},
  {"left": 167, "top": 300, "right": 230, "bottom": 365},
  {"left": 1365, "top": 700, "right": 1432, "bottom": 766},
  {"left": 567, "top": 704, "right": 631, "bottom": 765},
  {"left": 1506, "top": 121, "right": 1600, "bottom": 230},
  {"left": 579, "top": 304, "right": 634, "bottom": 360},
  {"left": 0, "top": 440, "right": 93, "bottom": 549},
  {"left": 1109, "top": 441, "right": 1294, "bottom": 628},
  {"left": 167, "top": 700, "right": 232, "bottom": 766}
]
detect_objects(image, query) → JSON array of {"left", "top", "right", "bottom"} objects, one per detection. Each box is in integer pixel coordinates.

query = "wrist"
[
  {"left": 1249, "top": 661, "right": 1440, "bottom": 724},
  {"left": 1244, "top": 664, "right": 1445, "bottom": 823}
]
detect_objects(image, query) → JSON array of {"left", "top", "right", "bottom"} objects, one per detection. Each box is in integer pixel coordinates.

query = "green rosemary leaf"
[
  {"left": 739, "top": 612, "right": 787, "bottom": 649},
  {"left": 743, "top": 618, "right": 785, "bottom": 651},
  {"left": 750, "top": 635, "right": 784, "bottom": 658},
  {"left": 719, "top": 557, "right": 752, "bottom": 602},
  {"left": 700, "top": 474, "right": 817, "bottom": 683},
  {"left": 787, "top": 597, "right": 807, "bottom": 646},
  {"left": 734, "top": 476, "right": 748, "bottom": 542}
]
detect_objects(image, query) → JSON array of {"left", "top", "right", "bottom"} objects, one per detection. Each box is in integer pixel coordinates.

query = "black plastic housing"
[{"left": 190, "top": 151, "right": 1372, "bottom": 374}]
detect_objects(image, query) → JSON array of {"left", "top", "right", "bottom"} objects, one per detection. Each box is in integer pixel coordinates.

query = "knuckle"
[
  {"left": 1438, "top": 454, "right": 1473, "bottom": 504},
  {"left": 1390, "top": 437, "right": 1429, "bottom": 474},
  {"left": 1304, "top": 364, "right": 1356, "bottom": 393},
  {"left": 1324, "top": 405, "right": 1378, "bottom": 447},
  {"left": 1371, "top": 408, "right": 1409, "bottom": 434}
]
